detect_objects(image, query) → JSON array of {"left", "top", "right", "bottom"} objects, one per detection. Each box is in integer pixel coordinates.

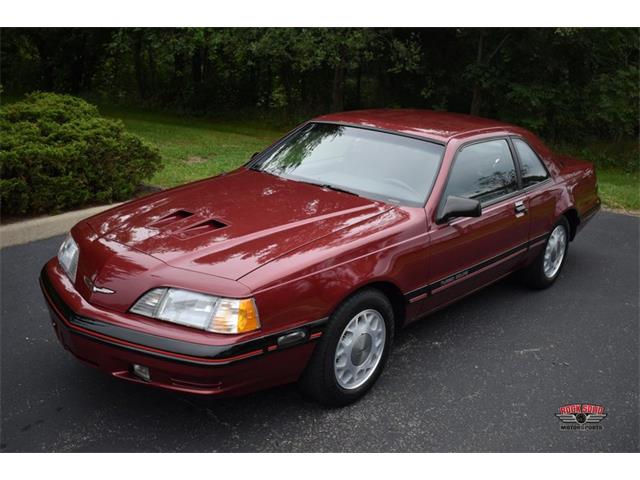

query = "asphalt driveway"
[{"left": 1, "top": 211, "right": 638, "bottom": 452}]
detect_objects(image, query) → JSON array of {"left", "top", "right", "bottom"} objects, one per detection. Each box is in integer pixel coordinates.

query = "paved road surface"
[{"left": 1, "top": 211, "right": 638, "bottom": 452}]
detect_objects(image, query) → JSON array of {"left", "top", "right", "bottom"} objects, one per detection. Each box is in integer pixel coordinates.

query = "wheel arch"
[
  {"left": 332, "top": 280, "right": 407, "bottom": 333},
  {"left": 561, "top": 208, "right": 580, "bottom": 241}
]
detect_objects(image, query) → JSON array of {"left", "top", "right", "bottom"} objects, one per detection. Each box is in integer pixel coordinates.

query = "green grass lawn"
[
  {"left": 102, "top": 107, "right": 289, "bottom": 188},
  {"left": 103, "top": 107, "right": 639, "bottom": 212},
  {"left": 553, "top": 140, "right": 639, "bottom": 212},
  {"left": 596, "top": 169, "right": 639, "bottom": 212}
]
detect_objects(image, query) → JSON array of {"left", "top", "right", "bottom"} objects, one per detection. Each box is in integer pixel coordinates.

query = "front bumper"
[{"left": 40, "top": 260, "right": 325, "bottom": 396}]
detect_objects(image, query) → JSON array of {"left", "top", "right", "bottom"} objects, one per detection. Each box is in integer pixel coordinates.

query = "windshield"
[{"left": 251, "top": 123, "right": 444, "bottom": 207}]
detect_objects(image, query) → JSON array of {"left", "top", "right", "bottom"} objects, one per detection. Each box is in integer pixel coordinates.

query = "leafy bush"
[{"left": 0, "top": 92, "right": 161, "bottom": 216}]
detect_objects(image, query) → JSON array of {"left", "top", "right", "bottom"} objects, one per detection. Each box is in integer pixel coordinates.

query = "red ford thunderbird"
[{"left": 40, "top": 109, "right": 600, "bottom": 405}]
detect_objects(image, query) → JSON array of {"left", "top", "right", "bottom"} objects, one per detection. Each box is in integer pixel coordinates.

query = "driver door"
[{"left": 425, "top": 138, "right": 530, "bottom": 312}]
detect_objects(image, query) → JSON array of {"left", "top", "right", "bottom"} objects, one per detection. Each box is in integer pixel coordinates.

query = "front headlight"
[
  {"left": 130, "top": 288, "right": 260, "bottom": 334},
  {"left": 58, "top": 233, "right": 79, "bottom": 283}
]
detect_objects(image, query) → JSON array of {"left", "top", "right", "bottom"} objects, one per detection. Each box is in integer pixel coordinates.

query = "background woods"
[
  {"left": 1, "top": 27, "right": 638, "bottom": 215},
  {"left": 2, "top": 27, "right": 638, "bottom": 143}
]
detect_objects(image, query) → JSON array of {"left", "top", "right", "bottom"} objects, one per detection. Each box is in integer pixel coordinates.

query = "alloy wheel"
[
  {"left": 334, "top": 308, "right": 386, "bottom": 390},
  {"left": 543, "top": 224, "right": 567, "bottom": 279}
]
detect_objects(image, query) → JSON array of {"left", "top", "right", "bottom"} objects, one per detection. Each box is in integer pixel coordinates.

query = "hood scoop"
[
  {"left": 152, "top": 209, "right": 194, "bottom": 227},
  {"left": 178, "top": 218, "right": 228, "bottom": 239},
  {"left": 149, "top": 209, "right": 227, "bottom": 239}
]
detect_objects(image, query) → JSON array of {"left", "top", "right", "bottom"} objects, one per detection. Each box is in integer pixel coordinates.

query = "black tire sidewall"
[{"left": 315, "top": 289, "right": 394, "bottom": 405}]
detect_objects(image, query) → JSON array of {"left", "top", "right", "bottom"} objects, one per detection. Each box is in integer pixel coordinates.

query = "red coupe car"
[{"left": 40, "top": 109, "right": 600, "bottom": 405}]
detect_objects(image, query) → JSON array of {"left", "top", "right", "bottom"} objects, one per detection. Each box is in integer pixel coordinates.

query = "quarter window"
[
  {"left": 444, "top": 139, "right": 518, "bottom": 204},
  {"left": 513, "top": 138, "right": 549, "bottom": 187}
]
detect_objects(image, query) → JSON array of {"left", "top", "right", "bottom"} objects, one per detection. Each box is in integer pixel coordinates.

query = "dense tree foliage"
[
  {"left": 0, "top": 93, "right": 160, "bottom": 215},
  {"left": 2, "top": 28, "right": 638, "bottom": 142}
]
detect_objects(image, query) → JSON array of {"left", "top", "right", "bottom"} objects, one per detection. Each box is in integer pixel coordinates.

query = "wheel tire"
[
  {"left": 298, "top": 289, "right": 394, "bottom": 407},
  {"left": 520, "top": 216, "right": 570, "bottom": 289}
]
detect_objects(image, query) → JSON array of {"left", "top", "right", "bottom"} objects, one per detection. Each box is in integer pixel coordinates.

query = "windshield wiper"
[
  {"left": 318, "top": 183, "right": 360, "bottom": 197},
  {"left": 252, "top": 171, "right": 361, "bottom": 198},
  {"left": 294, "top": 179, "right": 361, "bottom": 197}
]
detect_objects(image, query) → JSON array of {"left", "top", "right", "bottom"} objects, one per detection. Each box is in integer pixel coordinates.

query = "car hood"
[{"left": 85, "top": 168, "right": 392, "bottom": 281}]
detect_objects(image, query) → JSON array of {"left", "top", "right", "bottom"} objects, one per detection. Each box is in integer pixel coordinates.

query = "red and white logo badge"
[{"left": 556, "top": 403, "right": 607, "bottom": 430}]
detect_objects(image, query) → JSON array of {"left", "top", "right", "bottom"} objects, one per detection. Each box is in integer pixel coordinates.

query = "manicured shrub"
[{"left": 0, "top": 92, "right": 161, "bottom": 216}]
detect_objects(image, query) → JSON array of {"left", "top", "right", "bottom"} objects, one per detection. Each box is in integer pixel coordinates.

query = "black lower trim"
[
  {"left": 40, "top": 267, "right": 327, "bottom": 366},
  {"left": 580, "top": 201, "right": 601, "bottom": 224},
  {"left": 404, "top": 233, "right": 548, "bottom": 302}
]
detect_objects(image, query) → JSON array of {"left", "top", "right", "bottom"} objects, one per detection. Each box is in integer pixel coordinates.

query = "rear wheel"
[
  {"left": 521, "top": 217, "right": 570, "bottom": 289},
  {"left": 298, "top": 289, "right": 394, "bottom": 406}
]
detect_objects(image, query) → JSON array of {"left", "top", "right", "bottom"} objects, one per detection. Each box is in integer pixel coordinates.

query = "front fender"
[{"left": 243, "top": 206, "right": 429, "bottom": 332}]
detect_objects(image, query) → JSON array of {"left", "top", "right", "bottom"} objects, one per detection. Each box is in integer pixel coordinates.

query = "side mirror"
[
  {"left": 436, "top": 196, "right": 482, "bottom": 224},
  {"left": 250, "top": 152, "right": 260, "bottom": 160}
]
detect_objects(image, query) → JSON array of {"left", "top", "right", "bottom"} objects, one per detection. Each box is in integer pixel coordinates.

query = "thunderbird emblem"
[{"left": 84, "top": 276, "right": 115, "bottom": 294}]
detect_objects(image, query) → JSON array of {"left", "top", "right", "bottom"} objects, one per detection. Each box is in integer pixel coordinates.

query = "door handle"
[{"left": 514, "top": 200, "right": 527, "bottom": 217}]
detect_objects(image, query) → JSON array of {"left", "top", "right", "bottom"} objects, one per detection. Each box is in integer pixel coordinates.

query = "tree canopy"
[{"left": 2, "top": 27, "right": 638, "bottom": 142}]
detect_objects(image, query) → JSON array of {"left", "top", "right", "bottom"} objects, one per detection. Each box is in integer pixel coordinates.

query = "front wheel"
[
  {"left": 520, "top": 217, "right": 570, "bottom": 289},
  {"left": 298, "top": 289, "right": 394, "bottom": 406}
]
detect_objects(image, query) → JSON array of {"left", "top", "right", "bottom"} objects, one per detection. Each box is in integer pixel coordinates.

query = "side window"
[
  {"left": 513, "top": 138, "right": 549, "bottom": 187},
  {"left": 444, "top": 139, "right": 518, "bottom": 204}
]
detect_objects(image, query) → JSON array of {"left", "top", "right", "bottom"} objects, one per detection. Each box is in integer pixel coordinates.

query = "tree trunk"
[
  {"left": 470, "top": 31, "right": 484, "bottom": 116},
  {"left": 281, "top": 65, "right": 294, "bottom": 117},
  {"left": 264, "top": 64, "right": 272, "bottom": 109},
  {"left": 191, "top": 47, "right": 203, "bottom": 84},
  {"left": 300, "top": 71, "right": 307, "bottom": 109},
  {"left": 470, "top": 30, "right": 510, "bottom": 116},
  {"left": 133, "top": 31, "right": 146, "bottom": 100},
  {"left": 147, "top": 43, "right": 156, "bottom": 93},
  {"left": 202, "top": 45, "right": 211, "bottom": 82},
  {"left": 355, "top": 63, "right": 362, "bottom": 109},
  {"left": 30, "top": 32, "right": 55, "bottom": 91},
  {"left": 174, "top": 53, "right": 185, "bottom": 86},
  {"left": 69, "top": 52, "right": 84, "bottom": 93},
  {"left": 331, "top": 60, "right": 345, "bottom": 112},
  {"left": 470, "top": 86, "right": 482, "bottom": 116}
]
